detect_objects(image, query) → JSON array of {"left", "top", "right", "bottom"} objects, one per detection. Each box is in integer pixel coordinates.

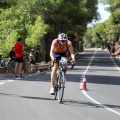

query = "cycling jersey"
[{"left": 54, "top": 40, "right": 68, "bottom": 53}]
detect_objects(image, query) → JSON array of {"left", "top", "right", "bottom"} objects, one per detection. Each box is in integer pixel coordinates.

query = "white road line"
[
  {"left": 0, "top": 79, "right": 14, "bottom": 85},
  {"left": 0, "top": 82, "right": 6, "bottom": 85},
  {"left": 83, "top": 50, "right": 97, "bottom": 75},
  {"left": 6, "top": 80, "right": 14, "bottom": 82},
  {"left": 108, "top": 53, "right": 120, "bottom": 71},
  {"left": 82, "top": 50, "right": 120, "bottom": 116},
  {"left": 82, "top": 90, "right": 120, "bottom": 116}
]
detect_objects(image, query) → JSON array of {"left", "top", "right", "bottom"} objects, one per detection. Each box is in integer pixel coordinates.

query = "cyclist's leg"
[
  {"left": 50, "top": 62, "right": 58, "bottom": 94},
  {"left": 61, "top": 57, "right": 68, "bottom": 74},
  {"left": 51, "top": 62, "right": 58, "bottom": 88},
  {"left": 50, "top": 52, "right": 60, "bottom": 89}
]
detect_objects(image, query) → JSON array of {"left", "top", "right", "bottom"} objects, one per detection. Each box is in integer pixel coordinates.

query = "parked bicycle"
[
  {"left": 0, "top": 58, "right": 15, "bottom": 74},
  {"left": 53, "top": 57, "right": 74, "bottom": 103}
]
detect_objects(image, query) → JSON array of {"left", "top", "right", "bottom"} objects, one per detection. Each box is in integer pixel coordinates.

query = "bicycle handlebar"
[{"left": 51, "top": 60, "right": 75, "bottom": 69}]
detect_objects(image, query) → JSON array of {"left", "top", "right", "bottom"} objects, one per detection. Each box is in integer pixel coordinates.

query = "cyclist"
[
  {"left": 49, "top": 33, "right": 75, "bottom": 94},
  {"left": 28, "top": 49, "right": 39, "bottom": 72}
]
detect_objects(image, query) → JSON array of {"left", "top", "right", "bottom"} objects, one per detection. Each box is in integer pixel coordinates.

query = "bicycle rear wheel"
[{"left": 57, "top": 72, "right": 65, "bottom": 103}]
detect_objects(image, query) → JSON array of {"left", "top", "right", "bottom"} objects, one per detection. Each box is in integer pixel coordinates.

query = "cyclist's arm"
[
  {"left": 67, "top": 40, "right": 75, "bottom": 62},
  {"left": 50, "top": 40, "right": 56, "bottom": 61}
]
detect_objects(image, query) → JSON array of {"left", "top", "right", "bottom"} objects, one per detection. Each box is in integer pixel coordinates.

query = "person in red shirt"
[{"left": 14, "top": 37, "right": 24, "bottom": 77}]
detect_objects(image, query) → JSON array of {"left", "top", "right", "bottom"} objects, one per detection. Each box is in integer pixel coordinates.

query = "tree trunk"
[
  {"left": 74, "top": 33, "right": 84, "bottom": 52},
  {"left": 79, "top": 40, "right": 84, "bottom": 52}
]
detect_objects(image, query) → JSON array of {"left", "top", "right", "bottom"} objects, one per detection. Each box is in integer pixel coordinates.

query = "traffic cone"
[{"left": 80, "top": 74, "right": 87, "bottom": 90}]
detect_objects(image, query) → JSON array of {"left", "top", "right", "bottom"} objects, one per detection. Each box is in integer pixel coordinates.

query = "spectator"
[
  {"left": 28, "top": 49, "right": 39, "bottom": 73},
  {"left": 14, "top": 37, "right": 24, "bottom": 77},
  {"left": 9, "top": 47, "right": 16, "bottom": 62}
]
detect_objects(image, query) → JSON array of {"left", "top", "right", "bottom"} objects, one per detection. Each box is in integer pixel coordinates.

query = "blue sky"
[
  {"left": 98, "top": 3, "right": 111, "bottom": 22},
  {"left": 88, "top": 3, "right": 111, "bottom": 27}
]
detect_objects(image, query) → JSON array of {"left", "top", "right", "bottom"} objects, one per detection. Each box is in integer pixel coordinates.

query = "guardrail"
[
  {"left": 38, "top": 61, "right": 51, "bottom": 72},
  {"left": 26, "top": 61, "right": 52, "bottom": 73},
  {"left": 37, "top": 52, "right": 79, "bottom": 72},
  {"left": 0, "top": 52, "right": 80, "bottom": 74}
]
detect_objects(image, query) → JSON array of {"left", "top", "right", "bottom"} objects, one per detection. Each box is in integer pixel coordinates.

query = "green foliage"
[
  {"left": 0, "top": 0, "right": 99, "bottom": 60},
  {"left": 25, "top": 16, "right": 49, "bottom": 47},
  {"left": 1, "top": 31, "right": 18, "bottom": 57},
  {"left": 0, "top": 0, "right": 48, "bottom": 57},
  {"left": 84, "top": 19, "right": 117, "bottom": 48},
  {"left": 100, "top": 0, "right": 120, "bottom": 25}
]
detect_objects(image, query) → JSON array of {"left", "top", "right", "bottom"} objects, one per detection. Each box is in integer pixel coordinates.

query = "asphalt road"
[{"left": 0, "top": 50, "right": 120, "bottom": 120}]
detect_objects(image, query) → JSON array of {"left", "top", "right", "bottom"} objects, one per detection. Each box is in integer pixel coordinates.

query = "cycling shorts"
[{"left": 54, "top": 52, "right": 67, "bottom": 59}]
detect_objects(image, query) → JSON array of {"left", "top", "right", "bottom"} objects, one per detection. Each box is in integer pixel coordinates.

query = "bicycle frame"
[
  {"left": 54, "top": 59, "right": 67, "bottom": 103},
  {"left": 52, "top": 56, "right": 74, "bottom": 103}
]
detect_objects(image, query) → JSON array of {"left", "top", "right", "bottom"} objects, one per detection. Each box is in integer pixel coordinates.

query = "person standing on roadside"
[
  {"left": 14, "top": 37, "right": 24, "bottom": 77},
  {"left": 28, "top": 49, "right": 39, "bottom": 73},
  {"left": 9, "top": 47, "right": 16, "bottom": 62}
]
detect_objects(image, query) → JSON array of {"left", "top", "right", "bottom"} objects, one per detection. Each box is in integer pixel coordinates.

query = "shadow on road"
[
  {"left": 62, "top": 99, "right": 120, "bottom": 109},
  {"left": 0, "top": 92, "right": 54, "bottom": 101}
]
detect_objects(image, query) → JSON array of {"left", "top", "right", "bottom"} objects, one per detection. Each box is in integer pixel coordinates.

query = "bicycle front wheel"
[
  {"left": 54, "top": 76, "right": 58, "bottom": 100},
  {"left": 57, "top": 72, "right": 65, "bottom": 103}
]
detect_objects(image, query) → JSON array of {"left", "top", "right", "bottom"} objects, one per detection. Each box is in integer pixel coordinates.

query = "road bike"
[
  {"left": 0, "top": 58, "right": 15, "bottom": 74},
  {"left": 53, "top": 57, "right": 74, "bottom": 103}
]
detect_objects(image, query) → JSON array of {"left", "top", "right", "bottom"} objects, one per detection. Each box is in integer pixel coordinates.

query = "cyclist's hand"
[
  {"left": 71, "top": 60, "right": 75, "bottom": 64},
  {"left": 71, "top": 60, "right": 75, "bottom": 69},
  {"left": 51, "top": 58, "right": 56, "bottom": 67},
  {"left": 51, "top": 57, "right": 56, "bottom": 62}
]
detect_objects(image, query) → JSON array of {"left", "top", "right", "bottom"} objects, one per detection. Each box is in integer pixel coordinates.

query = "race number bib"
[{"left": 59, "top": 60, "right": 67, "bottom": 67}]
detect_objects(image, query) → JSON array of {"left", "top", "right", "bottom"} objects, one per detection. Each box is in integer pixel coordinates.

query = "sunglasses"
[{"left": 58, "top": 40, "right": 66, "bottom": 43}]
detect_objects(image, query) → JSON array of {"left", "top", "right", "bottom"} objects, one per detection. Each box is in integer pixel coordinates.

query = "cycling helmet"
[
  {"left": 30, "top": 49, "right": 35, "bottom": 52},
  {"left": 57, "top": 33, "right": 68, "bottom": 40}
]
